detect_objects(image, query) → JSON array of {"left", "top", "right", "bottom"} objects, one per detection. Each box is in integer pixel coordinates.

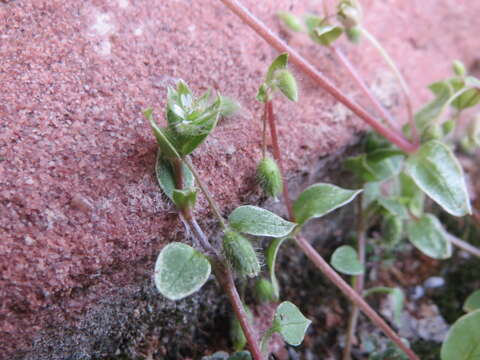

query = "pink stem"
[{"left": 218, "top": 0, "right": 418, "bottom": 154}]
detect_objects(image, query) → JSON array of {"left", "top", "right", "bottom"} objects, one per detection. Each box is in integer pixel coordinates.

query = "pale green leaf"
[
  {"left": 464, "top": 290, "right": 480, "bottom": 313},
  {"left": 155, "top": 153, "right": 194, "bottom": 202},
  {"left": 441, "top": 310, "right": 480, "bottom": 360},
  {"left": 228, "top": 206, "right": 296, "bottom": 238},
  {"left": 406, "top": 214, "right": 452, "bottom": 259},
  {"left": 330, "top": 245, "right": 364, "bottom": 275},
  {"left": 266, "top": 53, "right": 289, "bottom": 83},
  {"left": 145, "top": 109, "right": 181, "bottom": 159},
  {"left": 154, "top": 242, "right": 211, "bottom": 301},
  {"left": 273, "top": 301, "right": 311, "bottom": 346},
  {"left": 293, "top": 183, "right": 362, "bottom": 225},
  {"left": 277, "top": 11, "right": 304, "bottom": 32},
  {"left": 405, "top": 140, "right": 471, "bottom": 217},
  {"left": 274, "top": 69, "right": 298, "bottom": 102}
]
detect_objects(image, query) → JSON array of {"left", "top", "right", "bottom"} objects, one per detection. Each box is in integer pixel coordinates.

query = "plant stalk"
[
  {"left": 361, "top": 28, "right": 418, "bottom": 144},
  {"left": 218, "top": 0, "right": 418, "bottom": 153},
  {"left": 342, "top": 196, "right": 366, "bottom": 360},
  {"left": 331, "top": 46, "right": 399, "bottom": 131},
  {"left": 447, "top": 233, "right": 480, "bottom": 258},
  {"left": 265, "top": 101, "right": 294, "bottom": 219},
  {"left": 295, "top": 235, "right": 419, "bottom": 360}
]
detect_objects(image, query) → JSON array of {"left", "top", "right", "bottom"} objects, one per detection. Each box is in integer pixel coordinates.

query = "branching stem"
[{"left": 218, "top": 0, "right": 418, "bottom": 153}]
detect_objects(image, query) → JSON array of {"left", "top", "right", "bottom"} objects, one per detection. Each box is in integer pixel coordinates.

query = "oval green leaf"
[
  {"left": 406, "top": 214, "right": 452, "bottom": 259},
  {"left": 275, "top": 69, "right": 298, "bottom": 102},
  {"left": 228, "top": 205, "right": 296, "bottom": 238},
  {"left": 405, "top": 140, "right": 471, "bottom": 217},
  {"left": 464, "top": 290, "right": 480, "bottom": 313},
  {"left": 441, "top": 310, "right": 480, "bottom": 360},
  {"left": 330, "top": 245, "right": 364, "bottom": 276},
  {"left": 293, "top": 183, "right": 362, "bottom": 225},
  {"left": 273, "top": 301, "right": 311, "bottom": 346},
  {"left": 155, "top": 153, "right": 194, "bottom": 202},
  {"left": 154, "top": 242, "right": 211, "bottom": 301},
  {"left": 277, "top": 11, "right": 304, "bottom": 32}
]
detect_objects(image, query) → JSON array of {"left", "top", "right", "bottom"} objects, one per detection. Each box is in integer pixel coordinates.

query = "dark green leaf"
[
  {"left": 293, "top": 183, "right": 362, "bottom": 225},
  {"left": 399, "top": 172, "right": 424, "bottom": 217},
  {"left": 155, "top": 154, "right": 194, "bottom": 202},
  {"left": 331, "top": 245, "right": 364, "bottom": 275},
  {"left": 405, "top": 140, "right": 471, "bottom": 217},
  {"left": 228, "top": 205, "right": 296, "bottom": 238},
  {"left": 154, "top": 242, "right": 211, "bottom": 300}
]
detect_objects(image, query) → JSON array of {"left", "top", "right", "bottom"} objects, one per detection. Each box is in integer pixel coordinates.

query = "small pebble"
[
  {"left": 411, "top": 285, "right": 425, "bottom": 300},
  {"left": 424, "top": 276, "right": 445, "bottom": 289}
]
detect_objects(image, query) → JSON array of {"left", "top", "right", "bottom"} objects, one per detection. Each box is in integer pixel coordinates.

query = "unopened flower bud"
[
  {"left": 223, "top": 231, "right": 260, "bottom": 278},
  {"left": 257, "top": 156, "right": 283, "bottom": 199}
]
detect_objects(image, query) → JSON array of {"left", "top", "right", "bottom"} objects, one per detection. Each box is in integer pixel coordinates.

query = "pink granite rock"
[{"left": 0, "top": 0, "right": 479, "bottom": 358}]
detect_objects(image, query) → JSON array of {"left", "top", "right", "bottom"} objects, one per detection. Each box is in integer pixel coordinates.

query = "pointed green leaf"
[
  {"left": 172, "top": 188, "right": 197, "bottom": 210},
  {"left": 277, "top": 11, "right": 304, "bottom": 32},
  {"left": 293, "top": 183, "right": 362, "bottom": 225},
  {"left": 145, "top": 109, "right": 181, "bottom": 159},
  {"left": 331, "top": 245, "right": 364, "bottom": 275},
  {"left": 464, "top": 290, "right": 480, "bottom": 313},
  {"left": 441, "top": 310, "right": 480, "bottom": 360},
  {"left": 228, "top": 205, "right": 297, "bottom": 238},
  {"left": 154, "top": 242, "right": 211, "bottom": 301},
  {"left": 155, "top": 153, "right": 194, "bottom": 202},
  {"left": 273, "top": 301, "right": 311, "bottom": 346},
  {"left": 265, "top": 236, "right": 288, "bottom": 299},
  {"left": 378, "top": 198, "right": 409, "bottom": 219},
  {"left": 405, "top": 140, "right": 471, "bottom": 217},
  {"left": 274, "top": 69, "right": 298, "bottom": 102},
  {"left": 266, "top": 53, "right": 289, "bottom": 83},
  {"left": 406, "top": 214, "right": 452, "bottom": 259}
]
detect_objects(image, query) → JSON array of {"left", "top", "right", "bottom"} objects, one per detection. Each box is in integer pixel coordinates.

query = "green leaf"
[
  {"left": 382, "top": 215, "right": 404, "bottom": 247},
  {"left": 155, "top": 153, "right": 194, "bottom": 202},
  {"left": 464, "top": 290, "right": 480, "bottom": 313},
  {"left": 154, "top": 242, "right": 211, "bottom": 301},
  {"left": 377, "top": 197, "right": 409, "bottom": 219},
  {"left": 452, "top": 60, "right": 466, "bottom": 77},
  {"left": 405, "top": 140, "right": 471, "bottom": 217},
  {"left": 293, "top": 183, "right": 362, "bottom": 225},
  {"left": 256, "top": 83, "right": 268, "bottom": 103},
  {"left": 273, "top": 301, "right": 311, "bottom": 346},
  {"left": 414, "top": 81, "right": 453, "bottom": 133},
  {"left": 266, "top": 53, "right": 289, "bottom": 83},
  {"left": 172, "top": 188, "right": 197, "bottom": 210},
  {"left": 228, "top": 205, "right": 297, "bottom": 238},
  {"left": 441, "top": 310, "right": 480, "bottom": 360},
  {"left": 330, "top": 245, "right": 364, "bottom": 275},
  {"left": 277, "top": 11, "right": 304, "bottom": 32},
  {"left": 274, "top": 69, "right": 298, "bottom": 102},
  {"left": 145, "top": 109, "right": 181, "bottom": 159},
  {"left": 312, "top": 24, "right": 343, "bottom": 46},
  {"left": 344, "top": 152, "right": 404, "bottom": 183},
  {"left": 399, "top": 172, "right": 424, "bottom": 217},
  {"left": 265, "top": 236, "right": 288, "bottom": 299},
  {"left": 406, "top": 214, "right": 452, "bottom": 259}
]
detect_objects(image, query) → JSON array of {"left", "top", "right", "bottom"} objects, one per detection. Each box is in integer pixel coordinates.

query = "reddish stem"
[
  {"left": 295, "top": 235, "right": 419, "bottom": 360},
  {"left": 331, "top": 46, "right": 399, "bottom": 131},
  {"left": 265, "top": 101, "right": 294, "bottom": 220},
  {"left": 218, "top": 0, "right": 418, "bottom": 154}
]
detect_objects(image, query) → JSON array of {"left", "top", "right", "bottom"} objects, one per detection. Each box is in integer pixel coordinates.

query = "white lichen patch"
[
  {"left": 90, "top": 13, "right": 116, "bottom": 37},
  {"left": 117, "top": 0, "right": 129, "bottom": 8},
  {"left": 134, "top": 26, "right": 143, "bottom": 36}
]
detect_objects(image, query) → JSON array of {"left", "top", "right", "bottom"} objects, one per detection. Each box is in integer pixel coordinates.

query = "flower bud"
[
  {"left": 223, "top": 231, "right": 260, "bottom": 278},
  {"left": 337, "top": 0, "right": 362, "bottom": 30},
  {"left": 274, "top": 69, "right": 298, "bottom": 102},
  {"left": 257, "top": 156, "right": 283, "bottom": 199},
  {"left": 452, "top": 60, "right": 466, "bottom": 77}
]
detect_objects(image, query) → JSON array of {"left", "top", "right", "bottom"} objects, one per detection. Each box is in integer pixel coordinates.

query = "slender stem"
[
  {"left": 214, "top": 263, "right": 264, "bottom": 360},
  {"left": 262, "top": 103, "right": 268, "bottom": 158},
  {"left": 361, "top": 28, "right": 418, "bottom": 144},
  {"left": 295, "top": 235, "right": 419, "bottom": 360},
  {"left": 331, "top": 46, "right": 399, "bottom": 131},
  {"left": 266, "top": 101, "right": 294, "bottom": 220},
  {"left": 218, "top": 0, "right": 418, "bottom": 153},
  {"left": 447, "top": 233, "right": 480, "bottom": 258},
  {"left": 343, "top": 196, "right": 366, "bottom": 360},
  {"left": 182, "top": 156, "right": 227, "bottom": 229}
]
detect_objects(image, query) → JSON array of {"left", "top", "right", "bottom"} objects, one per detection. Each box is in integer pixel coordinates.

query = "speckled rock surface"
[{"left": 1, "top": 0, "right": 480, "bottom": 358}]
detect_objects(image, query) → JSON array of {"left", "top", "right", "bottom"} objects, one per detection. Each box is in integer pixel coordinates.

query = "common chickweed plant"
[{"left": 145, "top": 0, "right": 480, "bottom": 359}]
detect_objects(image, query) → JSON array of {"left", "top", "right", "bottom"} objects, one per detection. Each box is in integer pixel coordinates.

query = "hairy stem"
[
  {"left": 331, "top": 46, "right": 399, "bottom": 131},
  {"left": 266, "top": 101, "right": 294, "bottom": 219},
  {"left": 262, "top": 103, "right": 268, "bottom": 158},
  {"left": 218, "top": 0, "right": 418, "bottom": 153},
  {"left": 295, "top": 235, "right": 419, "bottom": 360},
  {"left": 214, "top": 262, "right": 264, "bottom": 360},
  {"left": 361, "top": 28, "right": 418, "bottom": 143},
  {"left": 343, "top": 196, "right": 367, "bottom": 360},
  {"left": 182, "top": 156, "right": 227, "bottom": 229}
]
